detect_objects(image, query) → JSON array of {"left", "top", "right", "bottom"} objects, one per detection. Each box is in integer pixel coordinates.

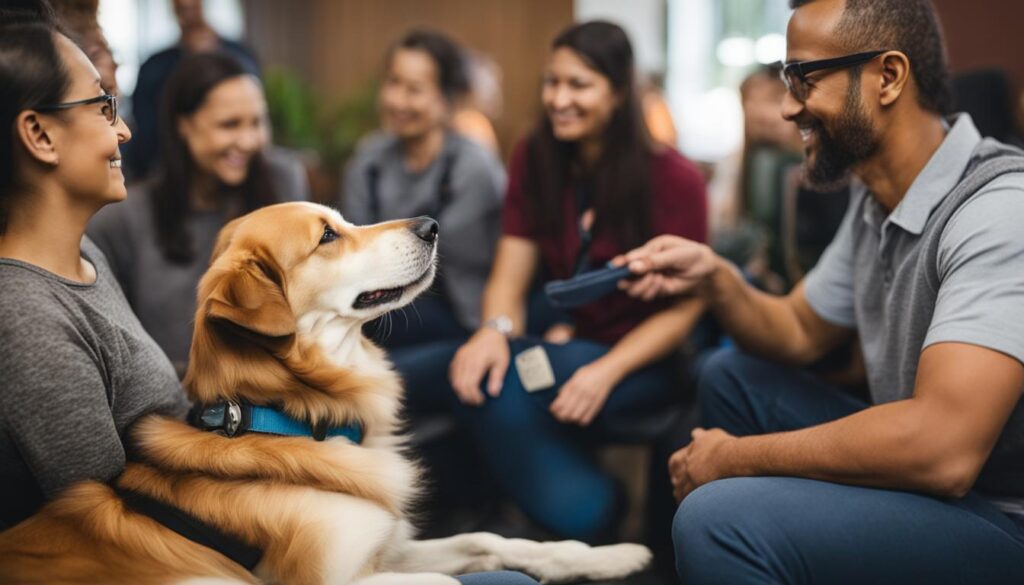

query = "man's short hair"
[{"left": 790, "top": 0, "right": 952, "bottom": 114}]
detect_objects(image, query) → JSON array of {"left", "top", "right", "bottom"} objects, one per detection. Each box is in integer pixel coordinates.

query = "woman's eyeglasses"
[
  {"left": 35, "top": 94, "right": 119, "bottom": 126},
  {"left": 780, "top": 50, "right": 890, "bottom": 102}
]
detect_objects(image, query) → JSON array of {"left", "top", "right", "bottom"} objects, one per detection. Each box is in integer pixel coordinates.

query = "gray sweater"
[
  {"left": 0, "top": 238, "right": 190, "bottom": 529},
  {"left": 342, "top": 132, "right": 505, "bottom": 329},
  {"left": 88, "top": 148, "right": 309, "bottom": 372}
]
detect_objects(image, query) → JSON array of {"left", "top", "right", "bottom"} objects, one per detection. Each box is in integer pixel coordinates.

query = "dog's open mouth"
[
  {"left": 352, "top": 267, "right": 433, "bottom": 310},
  {"left": 354, "top": 287, "right": 405, "bottom": 308}
]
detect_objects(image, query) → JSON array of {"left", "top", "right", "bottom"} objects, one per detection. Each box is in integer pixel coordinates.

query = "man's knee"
[
  {"left": 672, "top": 480, "right": 735, "bottom": 559},
  {"left": 672, "top": 478, "right": 783, "bottom": 583}
]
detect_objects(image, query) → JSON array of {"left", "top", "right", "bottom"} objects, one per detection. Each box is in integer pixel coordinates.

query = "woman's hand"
[
  {"left": 449, "top": 328, "right": 510, "bottom": 406},
  {"left": 549, "top": 359, "right": 621, "bottom": 426}
]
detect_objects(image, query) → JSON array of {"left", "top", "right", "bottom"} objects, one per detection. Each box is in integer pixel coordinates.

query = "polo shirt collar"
[{"left": 885, "top": 113, "right": 983, "bottom": 235}]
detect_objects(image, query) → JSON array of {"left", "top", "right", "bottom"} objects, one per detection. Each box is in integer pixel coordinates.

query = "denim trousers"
[
  {"left": 673, "top": 347, "right": 1024, "bottom": 584},
  {"left": 456, "top": 337, "right": 677, "bottom": 542},
  {"left": 456, "top": 571, "right": 538, "bottom": 584}
]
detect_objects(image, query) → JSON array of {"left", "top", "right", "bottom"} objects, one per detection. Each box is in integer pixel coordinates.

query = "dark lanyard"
[
  {"left": 365, "top": 150, "right": 457, "bottom": 224},
  {"left": 571, "top": 182, "right": 594, "bottom": 276}
]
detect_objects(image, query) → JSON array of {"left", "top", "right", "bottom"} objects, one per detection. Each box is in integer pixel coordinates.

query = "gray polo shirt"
[{"left": 804, "top": 114, "right": 1024, "bottom": 502}]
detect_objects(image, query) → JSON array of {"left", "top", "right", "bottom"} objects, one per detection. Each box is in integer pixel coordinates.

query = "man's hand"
[
  {"left": 668, "top": 427, "right": 737, "bottom": 501},
  {"left": 549, "top": 360, "right": 620, "bottom": 427},
  {"left": 449, "top": 328, "right": 510, "bottom": 406},
  {"left": 612, "top": 235, "right": 719, "bottom": 301}
]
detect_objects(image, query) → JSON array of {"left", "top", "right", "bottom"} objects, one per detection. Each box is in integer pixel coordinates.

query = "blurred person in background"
[
  {"left": 452, "top": 50, "right": 503, "bottom": 155},
  {"left": 706, "top": 65, "right": 802, "bottom": 287},
  {"left": 51, "top": 0, "right": 118, "bottom": 95},
  {"left": 640, "top": 72, "right": 678, "bottom": 148},
  {"left": 89, "top": 52, "right": 308, "bottom": 377},
  {"left": 127, "top": 0, "right": 259, "bottom": 180},
  {"left": 448, "top": 20, "right": 708, "bottom": 543},
  {"left": 710, "top": 63, "right": 849, "bottom": 292},
  {"left": 341, "top": 28, "right": 505, "bottom": 406}
]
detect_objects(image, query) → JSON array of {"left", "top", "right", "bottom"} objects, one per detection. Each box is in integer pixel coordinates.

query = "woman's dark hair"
[
  {"left": 153, "top": 51, "right": 277, "bottom": 263},
  {"left": 385, "top": 28, "right": 470, "bottom": 104},
  {"left": 525, "top": 20, "right": 653, "bottom": 251},
  {"left": 0, "top": 0, "right": 69, "bottom": 234}
]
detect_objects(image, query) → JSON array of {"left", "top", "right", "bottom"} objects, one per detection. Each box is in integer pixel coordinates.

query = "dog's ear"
[{"left": 205, "top": 251, "right": 296, "bottom": 339}]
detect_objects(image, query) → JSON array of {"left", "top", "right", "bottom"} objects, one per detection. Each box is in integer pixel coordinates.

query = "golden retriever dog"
[{"left": 0, "top": 202, "right": 651, "bottom": 585}]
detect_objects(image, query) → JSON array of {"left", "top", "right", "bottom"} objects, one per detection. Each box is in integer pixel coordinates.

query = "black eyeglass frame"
[
  {"left": 781, "top": 50, "right": 890, "bottom": 101},
  {"left": 35, "top": 94, "right": 119, "bottom": 126}
]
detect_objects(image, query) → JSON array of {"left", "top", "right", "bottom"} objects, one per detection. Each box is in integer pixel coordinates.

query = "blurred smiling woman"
[
  {"left": 342, "top": 29, "right": 506, "bottom": 345},
  {"left": 449, "top": 21, "right": 708, "bottom": 541},
  {"left": 89, "top": 52, "right": 309, "bottom": 375}
]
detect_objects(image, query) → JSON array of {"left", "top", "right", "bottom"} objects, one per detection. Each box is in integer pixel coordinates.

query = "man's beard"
[{"left": 804, "top": 75, "right": 880, "bottom": 190}]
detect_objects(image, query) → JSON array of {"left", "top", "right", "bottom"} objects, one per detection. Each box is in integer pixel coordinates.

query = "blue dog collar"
[{"left": 190, "top": 400, "right": 364, "bottom": 444}]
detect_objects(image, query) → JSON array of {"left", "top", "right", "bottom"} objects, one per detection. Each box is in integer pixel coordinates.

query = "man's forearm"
[
  {"left": 717, "top": 399, "right": 974, "bottom": 497},
  {"left": 703, "top": 258, "right": 821, "bottom": 364}
]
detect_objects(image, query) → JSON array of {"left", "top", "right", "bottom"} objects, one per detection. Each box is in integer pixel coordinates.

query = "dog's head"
[
  {"left": 184, "top": 202, "right": 437, "bottom": 424},
  {"left": 203, "top": 202, "right": 437, "bottom": 336}
]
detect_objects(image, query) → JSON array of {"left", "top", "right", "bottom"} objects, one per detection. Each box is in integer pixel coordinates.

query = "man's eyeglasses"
[
  {"left": 35, "top": 94, "right": 119, "bottom": 126},
  {"left": 781, "top": 50, "right": 889, "bottom": 102}
]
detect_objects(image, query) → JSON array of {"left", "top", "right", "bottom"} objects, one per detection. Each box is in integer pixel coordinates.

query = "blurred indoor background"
[{"left": 94, "top": 0, "right": 1024, "bottom": 203}]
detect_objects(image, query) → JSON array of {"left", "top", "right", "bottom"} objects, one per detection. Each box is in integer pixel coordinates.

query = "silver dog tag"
[{"left": 224, "top": 400, "right": 242, "bottom": 437}]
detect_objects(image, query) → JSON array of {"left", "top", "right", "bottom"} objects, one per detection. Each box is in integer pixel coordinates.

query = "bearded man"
[{"left": 619, "top": 0, "right": 1024, "bottom": 582}]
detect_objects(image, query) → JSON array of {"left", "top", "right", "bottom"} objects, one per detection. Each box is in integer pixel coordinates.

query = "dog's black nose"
[{"left": 411, "top": 217, "right": 439, "bottom": 243}]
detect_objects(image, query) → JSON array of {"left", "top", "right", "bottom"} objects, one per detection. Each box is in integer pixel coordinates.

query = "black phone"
[{"left": 544, "top": 263, "right": 635, "bottom": 309}]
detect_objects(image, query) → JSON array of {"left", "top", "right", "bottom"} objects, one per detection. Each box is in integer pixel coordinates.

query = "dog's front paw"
[
  {"left": 581, "top": 543, "right": 652, "bottom": 581},
  {"left": 525, "top": 541, "right": 652, "bottom": 584}
]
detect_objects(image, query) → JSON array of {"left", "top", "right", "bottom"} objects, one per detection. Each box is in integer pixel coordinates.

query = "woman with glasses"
[
  {"left": 0, "top": 1, "right": 190, "bottom": 530},
  {"left": 448, "top": 21, "right": 708, "bottom": 542},
  {"left": 87, "top": 51, "right": 309, "bottom": 376}
]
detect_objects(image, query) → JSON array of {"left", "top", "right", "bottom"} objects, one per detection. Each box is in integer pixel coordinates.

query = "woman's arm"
[
  {"left": 549, "top": 296, "right": 705, "bottom": 425},
  {"left": 479, "top": 235, "right": 539, "bottom": 335},
  {"left": 449, "top": 235, "right": 539, "bottom": 405},
  {"left": 601, "top": 296, "right": 706, "bottom": 381}
]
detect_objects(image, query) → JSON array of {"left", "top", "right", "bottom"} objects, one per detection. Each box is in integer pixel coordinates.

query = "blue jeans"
[
  {"left": 456, "top": 571, "right": 538, "bottom": 584},
  {"left": 673, "top": 348, "right": 1024, "bottom": 584},
  {"left": 383, "top": 292, "right": 574, "bottom": 533},
  {"left": 457, "top": 337, "right": 677, "bottom": 542}
]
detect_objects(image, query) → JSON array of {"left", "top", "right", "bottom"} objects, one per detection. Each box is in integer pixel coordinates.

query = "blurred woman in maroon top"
[{"left": 448, "top": 21, "right": 707, "bottom": 541}]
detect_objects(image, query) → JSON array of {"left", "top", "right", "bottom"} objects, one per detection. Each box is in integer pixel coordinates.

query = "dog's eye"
[{"left": 320, "top": 225, "right": 339, "bottom": 245}]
